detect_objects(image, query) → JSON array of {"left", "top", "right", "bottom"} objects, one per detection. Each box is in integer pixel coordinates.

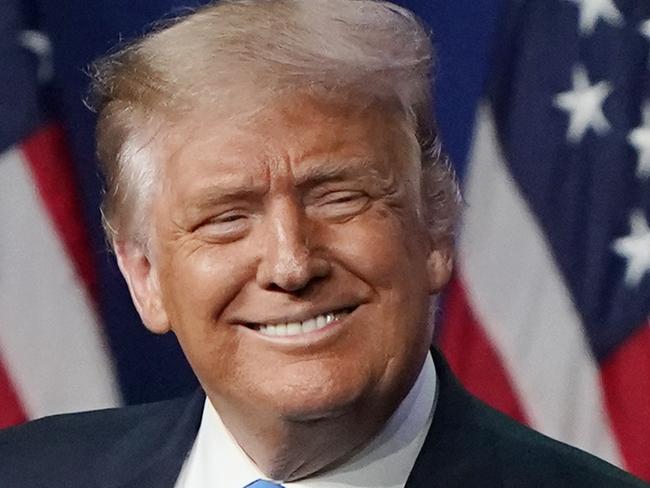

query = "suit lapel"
[
  {"left": 405, "top": 349, "right": 505, "bottom": 488},
  {"left": 96, "top": 389, "right": 205, "bottom": 488}
]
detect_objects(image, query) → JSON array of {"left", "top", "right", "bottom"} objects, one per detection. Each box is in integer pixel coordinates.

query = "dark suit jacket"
[{"left": 1, "top": 350, "right": 647, "bottom": 487}]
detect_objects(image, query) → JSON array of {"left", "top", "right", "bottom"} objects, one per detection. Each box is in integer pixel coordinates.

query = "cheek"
[
  {"left": 324, "top": 209, "right": 433, "bottom": 348},
  {"left": 159, "top": 242, "right": 254, "bottom": 329},
  {"left": 157, "top": 243, "right": 258, "bottom": 387},
  {"left": 326, "top": 207, "right": 429, "bottom": 289}
]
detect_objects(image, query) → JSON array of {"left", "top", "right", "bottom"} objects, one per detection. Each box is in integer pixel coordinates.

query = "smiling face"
[{"left": 117, "top": 95, "right": 452, "bottom": 425}]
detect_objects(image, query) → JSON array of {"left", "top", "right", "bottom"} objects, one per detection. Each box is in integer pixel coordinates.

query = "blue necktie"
[{"left": 244, "top": 480, "right": 285, "bottom": 488}]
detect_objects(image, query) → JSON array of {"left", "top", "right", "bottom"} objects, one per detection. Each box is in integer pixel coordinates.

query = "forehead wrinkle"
[{"left": 164, "top": 125, "right": 271, "bottom": 193}]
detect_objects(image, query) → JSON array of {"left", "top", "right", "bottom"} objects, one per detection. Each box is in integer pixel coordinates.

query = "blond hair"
[{"left": 89, "top": 0, "right": 460, "bottom": 247}]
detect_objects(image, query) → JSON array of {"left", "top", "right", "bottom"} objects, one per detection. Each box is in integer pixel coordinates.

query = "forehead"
[{"left": 161, "top": 94, "right": 417, "bottom": 192}]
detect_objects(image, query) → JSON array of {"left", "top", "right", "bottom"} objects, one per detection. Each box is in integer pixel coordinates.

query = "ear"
[
  {"left": 114, "top": 241, "right": 171, "bottom": 334},
  {"left": 425, "top": 243, "right": 453, "bottom": 294}
]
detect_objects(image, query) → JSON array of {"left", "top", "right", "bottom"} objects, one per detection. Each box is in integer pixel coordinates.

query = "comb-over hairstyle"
[{"left": 89, "top": 0, "right": 460, "bottom": 247}]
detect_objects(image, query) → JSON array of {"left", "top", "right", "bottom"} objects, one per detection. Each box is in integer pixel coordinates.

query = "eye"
[
  {"left": 196, "top": 211, "right": 251, "bottom": 242},
  {"left": 310, "top": 190, "right": 370, "bottom": 220}
]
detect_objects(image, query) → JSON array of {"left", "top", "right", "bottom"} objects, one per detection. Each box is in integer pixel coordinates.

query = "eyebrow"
[
  {"left": 183, "top": 158, "right": 380, "bottom": 213},
  {"left": 294, "top": 159, "right": 378, "bottom": 189},
  {"left": 183, "top": 179, "right": 267, "bottom": 215}
]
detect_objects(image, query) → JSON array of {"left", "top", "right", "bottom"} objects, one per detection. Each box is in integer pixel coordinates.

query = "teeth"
[
  {"left": 316, "top": 315, "right": 327, "bottom": 328},
  {"left": 256, "top": 312, "right": 346, "bottom": 337},
  {"left": 287, "top": 322, "right": 301, "bottom": 335},
  {"left": 301, "top": 318, "right": 317, "bottom": 332}
]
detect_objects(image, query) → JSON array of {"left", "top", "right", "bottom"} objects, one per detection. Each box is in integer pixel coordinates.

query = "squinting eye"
[
  {"left": 325, "top": 191, "right": 369, "bottom": 205},
  {"left": 326, "top": 192, "right": 362, "bottom": 204},
  {"left": 197, "top": 212, "right": 250, "bottom": 242},
  {"left": 312, "top": 191, "right": 370, "bottom": 219},
  {"left": 217, "top": 214, "right": 245, "bottom": 223}
]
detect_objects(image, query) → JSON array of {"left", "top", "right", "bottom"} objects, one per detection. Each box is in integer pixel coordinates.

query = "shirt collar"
[{"left": 176, "top": 352, "right": 437, "bottom": 488}]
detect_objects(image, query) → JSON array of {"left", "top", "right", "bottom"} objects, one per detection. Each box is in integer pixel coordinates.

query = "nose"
[{"left": 256, "top": 199, "right": 330, "bottom": 292}]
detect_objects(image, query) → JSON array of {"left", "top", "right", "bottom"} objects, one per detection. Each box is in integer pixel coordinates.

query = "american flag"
[
  {"left": 440, "top": 0, "right": 650, "bottom": 481},
  {"left": 0, "top": 0, "right": 121, "bottom": 426},
  {"left": 1, "top": 0, "right": 647, "bottom": 482},
  {"left": 0, "top": 0, "right": 200, "bottom": 425}
]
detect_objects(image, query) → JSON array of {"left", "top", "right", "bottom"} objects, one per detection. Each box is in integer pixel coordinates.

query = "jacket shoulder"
[
  {"left": 420, "top": 349, "right": 649, "bottom": 487},
  {"left": 468, "top": 395, "right": 648, "bottom": 487},
  {"left": 0, "top": 394, "right": 197, "bottom": 487}
]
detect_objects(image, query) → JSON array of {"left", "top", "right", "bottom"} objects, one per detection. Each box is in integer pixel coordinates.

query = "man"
[{"left": 0, "top": 1, "right": 647, "bottom": 487}]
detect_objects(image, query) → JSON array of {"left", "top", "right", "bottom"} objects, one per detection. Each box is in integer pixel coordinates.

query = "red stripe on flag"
[
  {"left": 21, "top": 124, "right": 99, "bottom": 303},
  {"left": 439, "top": 274, "right": 528, "bottom": 424},
  {"left": 0, "top": 353, "right": 27, "bottom": 428},
  {"left": 601, "top": 322, "right": 650, "bottom": 482}
]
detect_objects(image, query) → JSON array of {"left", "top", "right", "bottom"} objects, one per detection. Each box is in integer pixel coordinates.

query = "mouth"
[{"left": 245, "top": 307, "right": 355, "bottom": 338}]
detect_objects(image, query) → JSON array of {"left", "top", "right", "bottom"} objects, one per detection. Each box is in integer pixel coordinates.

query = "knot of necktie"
[{"left": 244, "top": 480, "right": 285, "bottom": 488}]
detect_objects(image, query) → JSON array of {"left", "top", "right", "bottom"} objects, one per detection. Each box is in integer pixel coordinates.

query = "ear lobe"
[
  {"left": 114, "top": 241, "right": 171, "bottom": 335},
  {"left": 426, "top": 245, "right": 453, "bottom": 294}
]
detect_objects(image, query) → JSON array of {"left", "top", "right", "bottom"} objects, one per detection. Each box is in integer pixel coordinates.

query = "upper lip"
[{"left": 232, "top": 303, "right": 360, "bottom": 326}]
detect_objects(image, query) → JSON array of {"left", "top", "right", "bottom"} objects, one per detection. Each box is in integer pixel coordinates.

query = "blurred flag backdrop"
[{"left": 1, "top": 0, "right": 648, "bottom": 482}]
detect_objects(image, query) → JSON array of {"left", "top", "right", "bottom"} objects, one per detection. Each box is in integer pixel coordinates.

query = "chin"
[
  {"left": 262, "top": 370, "right": 375, "bottom": 423},
  {"left": 277, "top": 395, "right": 360, "bottom": 423}
]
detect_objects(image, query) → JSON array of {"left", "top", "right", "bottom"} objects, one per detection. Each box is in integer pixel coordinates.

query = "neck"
[{"left": 210, "top": 391, "right": 406, "bottom": 482}]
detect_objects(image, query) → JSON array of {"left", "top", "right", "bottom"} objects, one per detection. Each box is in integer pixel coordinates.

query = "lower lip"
[{"left": 241, "top": 313, "right": 352, "bottom": 349}]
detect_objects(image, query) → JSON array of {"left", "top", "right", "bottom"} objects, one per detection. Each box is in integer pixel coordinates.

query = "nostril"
[
  {"left": 266, "top": 282, "right": 290, "bottom": 293},
  {"left": 265, "top": 273, "right": 327, "bottom": 295},
  {"left": 256, "top": 247, "right": 331, "bottom": 292}
]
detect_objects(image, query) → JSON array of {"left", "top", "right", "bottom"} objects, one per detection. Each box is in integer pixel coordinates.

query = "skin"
[{"left": 116, "top": 94, "right": 452, "bottom": 481}]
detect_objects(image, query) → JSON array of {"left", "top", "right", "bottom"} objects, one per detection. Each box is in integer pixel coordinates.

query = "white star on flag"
[
  {"left": 554, "top": 65, "right": 612, "bottom": 143},
  {"left": 641, "top": 19, "right": 650, "bottom": 39},
  {"left": 566, "top": 0, "right": 624, "bottom": 35},
  {"left": 613, "top": 210, "right": 650, "bottom": 287},
  {"left": 641, "top": 20, "right": 650, "bottom": 68},
  {"left": 628, "top": 101, "right": 650, "bottom": 179},
  {"left": 18, "top": 30, "right": 53, "bottom": 82}
]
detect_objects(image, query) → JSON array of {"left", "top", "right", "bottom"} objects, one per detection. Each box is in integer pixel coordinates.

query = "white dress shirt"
[{"left": 175, "top": 353, "right": 437, "bottom": 488}]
